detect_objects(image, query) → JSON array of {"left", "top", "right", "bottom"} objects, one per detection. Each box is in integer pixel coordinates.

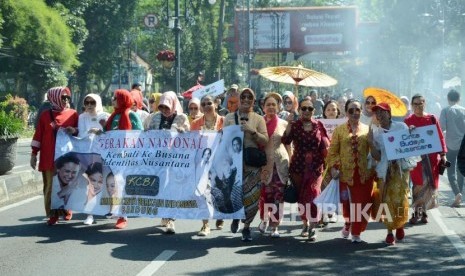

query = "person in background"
[
  {"left": 369, "top": 103, "right": 410, "bottom": 245},
  {"left": 148, "top": 93, "right": 162, "bottom": 113},
  {"left": 131, "top": 93, "right": 150, "bottom": 123},
  {"left": 404, "top": 94, "right": 447, "bottom": 224},
  {"left": 187, "top": 98, "right": 203, "bottom": 123},
  {"left": 282, "top": 98, "right": 329, "bottom": 241},
  {"left": 280, "top": 91, "right": 299, "bottom": 120},
  {"left": 440, "top": 89, "right": 465, "bottom": 207},
  {"left": 144, "top": 91, "right": 190, "bottom": 234},
  {"left": 105, "top": 89, "right": 143, "bottom": 229},
  {"left": 258, "top": 93, "right": 290, "bottom": 238},
  {"left": 224, "top": 88, "right": 268, "bottom": 242},
  {"left": 326, "top": 99, "right": 373, "bottom": 243},
  {"left": 30, "top": 87, "right": 79, "bottom": 225},
  {"left": 309, "top": 90, "right": 325, "bottom": 117},
  {"left": 34, "top": 92, "right": 51, "bottom": 129},
  {"left": 337, "top": 95, "right": 348, "bottom": 118},
  {"left": 130, "top": 83, "right": 147, "bottom": 112},
  {"left": 223, "top": 84, "right": 240, "bottom": 114},
  {"left": 360, "top": 95, "right": 377, "bottom": 126},
  {"left": 191, "top": 94, "right": 225, "bottom": 236}
]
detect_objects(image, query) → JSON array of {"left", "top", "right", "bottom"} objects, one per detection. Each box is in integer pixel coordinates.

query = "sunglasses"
[
  {"left": 61, "top": 95, "right": 71, "bottom": 101},
  {"left": 84, "top": 100, "right": 96, "bottom": 106},
  {"left": 201, "top": 102, "right": 213, "bottom": 107},
  {"left": 240, "top": 94, "right": 254, "bottom": 100},
  {"left": 285, "top": 101, "right": 293, "bottom": 105},
  {"left": 300, "top": 106, "right": 314, "bottom": 112},
  {"left": 189, "top": 107, "right": 199, "bottom": 110},
  {"left": 348, "top": 107, "right": 361, "bottom": 114},
  {"left": 149, "top": 99, "right": 155, "bottom": 104},
  {"left": 240, "top": 117, "right": 249, "bottom": 121},
  {"left": 365, "top": 101, "right": 376, "bottom": 105},
  {"left": 412, "top": 102, "right": 424, "bottom": 106}
]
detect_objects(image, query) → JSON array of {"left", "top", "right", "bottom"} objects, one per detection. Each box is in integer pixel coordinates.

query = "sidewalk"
[{"left": 0, "top": 138, "right": 42, "bottom": 208}]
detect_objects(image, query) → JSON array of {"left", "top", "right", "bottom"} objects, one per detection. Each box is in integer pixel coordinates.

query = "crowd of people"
[{"left": 31, "top": 82, "right": 464, "bottom": 246}]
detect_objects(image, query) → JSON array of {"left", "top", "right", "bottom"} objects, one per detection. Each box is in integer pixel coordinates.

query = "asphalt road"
[{"left": 1, "top": 178, "right": 465, "bottom": 276}]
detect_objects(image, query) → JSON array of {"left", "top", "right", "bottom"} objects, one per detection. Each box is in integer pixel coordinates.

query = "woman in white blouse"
[{"left": 77, "top": 93, "right": 109, "bottom": 225}]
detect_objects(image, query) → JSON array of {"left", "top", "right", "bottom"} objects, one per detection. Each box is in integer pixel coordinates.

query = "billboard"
[{"left": 235, "top": 6, "right": 358, "bottom": 54}]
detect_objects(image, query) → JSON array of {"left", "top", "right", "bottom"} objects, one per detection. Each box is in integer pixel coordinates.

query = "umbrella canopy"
[
  {"left": 258, "top": 65, "right": 338, "bottom": 88},
  {"left": 182, "top": 83, "right": 204, "bottom": 100},
  {"left": 363, "top": 87, "right": 407, "bottom": 117}
]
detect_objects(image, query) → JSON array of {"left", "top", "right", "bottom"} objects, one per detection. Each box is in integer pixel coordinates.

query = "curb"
[{"left": 0, "top": 169, "right": 42, "bottom": 208}]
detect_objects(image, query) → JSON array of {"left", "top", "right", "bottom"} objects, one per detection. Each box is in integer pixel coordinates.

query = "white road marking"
[
  {"left": 430, "top": 208, "right": 465, "bottom": 262},
  {"left": 0, "top": 196, "right": 41, "bottom": 213},
  {"left": 136, "top": 250, "right": 177, "bottom": 276}
]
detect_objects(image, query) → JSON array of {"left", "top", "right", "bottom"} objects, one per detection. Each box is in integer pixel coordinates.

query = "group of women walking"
[{"left": 31, "top": 86, "right": 446, "bottom": 245}]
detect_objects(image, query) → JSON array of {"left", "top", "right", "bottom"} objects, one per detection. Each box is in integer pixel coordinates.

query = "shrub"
[
  {"left": 0, "top": 110, "right": 23, "bottom": 138},
  {"left": 0, "top": 94, "right": 29, "bottom": 126}
]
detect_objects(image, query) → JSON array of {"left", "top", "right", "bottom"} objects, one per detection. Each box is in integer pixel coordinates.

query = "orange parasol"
[
  {"left": 258, "top": 65, "right": 337, "bottom": 98},
  {"left": 363, "top": 87, "right": 407, "bottom": 117}
]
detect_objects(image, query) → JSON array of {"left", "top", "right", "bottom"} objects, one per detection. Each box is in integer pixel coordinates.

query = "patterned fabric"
[
  {"left": 373, "top": 163, "right": 410, "bottom": 230},
  {"left": 241, "top": 166, "right": 262, "bottom": 225},
  {"left": 259, "top": 167, "right": 285, "bottom": 226},
  {"left": 144, "top": 112, "right": 190, "bottom": 132},
  {"left": 282, "top": 119, "right": 327, "bottom": 175},
  {"left": 47, "top": 86, "right": 71, "bottom": 111},
  {"left": 326, "top": 121, "right": 371, "bottom": 185},
  {"left": 158, "top": 91, "right": 184, "bottom": 116},
  {"left": 404, "top": 113, "right": 446, "bottom": 188}
]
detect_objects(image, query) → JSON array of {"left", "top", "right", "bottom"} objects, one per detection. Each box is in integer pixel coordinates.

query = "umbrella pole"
[{"left": 294, "top": 84, "right": 299, "bottom": 100}]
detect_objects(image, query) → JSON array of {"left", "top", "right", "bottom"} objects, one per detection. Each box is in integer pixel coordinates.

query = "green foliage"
[
  {"left": 0, "top": 0, "right": 79, "bottom": 70},
  {"left": 0, "top": 94, "right": 29, "bottom": 126}
]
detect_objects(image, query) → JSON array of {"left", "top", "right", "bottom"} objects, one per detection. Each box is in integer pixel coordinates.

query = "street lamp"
[
  {"left": 166, "top": 0, "right": 216, "bottom": 96},
  {"left": 420, "top": 0, "right": 465, "bottom": 93}
]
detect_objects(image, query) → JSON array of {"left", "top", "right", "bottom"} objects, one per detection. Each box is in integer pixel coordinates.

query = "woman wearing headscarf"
[
  {"left": 187, "top": 98, "right": 203, "bottom": 123},
  {"left": 78, "top": 93, "right": 109, "bottom": 138},
  {"left": 106, "top": 89, "right": 143, "bottom": 229},
  {"left": 144, "top": 91, "right": 190, "bottom": 234},
  {"left": 149, "top": 92, "right": 162, "bottom": 113},
  {"left": 191, "top": 95, "right": 225, "bottom": 236},
  {"left": 326, "top": 99, "right": 373, "bottom": 243},
  {"left": 77, "top": 93, "right": 109, "bottom": 225},
  {"left": 404, "top": 94, "right": 446, "bottom": 224},
  {"left": 224, "top": 88, "right": 268, "bottom": 242},
  {"left": 282, "top": 98, "right": 330, "bottom": 241},
  {"left": 369, "top": 103, "right": 410, "bottom": 245},
  {"left": 30, "top": 86, "right": 79, "bottom": 225},
  {"left": 279, "top": 91, "right": 299, "bottom": 120},
  {"left": 258, "top": 92, "right": 290, "bottom": 238}
]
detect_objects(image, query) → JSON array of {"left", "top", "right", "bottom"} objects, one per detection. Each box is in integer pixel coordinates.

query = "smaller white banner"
[
  {"left": 318, "top": 118, "right": 347, "bottom": 139},
  {"left": 383, "top": 125, "right": 442, "bottom": 160},
  {"left": 192, "top": 79, "right": 225, "bottom": 99}
]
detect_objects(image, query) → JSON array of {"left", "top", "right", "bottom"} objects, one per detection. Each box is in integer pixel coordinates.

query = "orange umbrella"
[{"left": 363, "top": 87, "right": 407, "bottom": 117}]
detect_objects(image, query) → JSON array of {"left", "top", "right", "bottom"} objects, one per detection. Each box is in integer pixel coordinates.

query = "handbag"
[
  {"left": 283, "top": 181, "right": 298, "bottom": 203},
  {"left": 313, "top": 178, "right": 340, "bottom": 214},
  {"left": 243, "top": 147, "right": 267, "bottom": 167}
]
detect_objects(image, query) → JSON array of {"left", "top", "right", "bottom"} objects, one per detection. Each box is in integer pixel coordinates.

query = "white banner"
[
  {"left": 318, "top": 118, "right": 347, "bottom": 139},
  {"left": 383, "top": 125, "right": 442, "bottom": 160},
  {"left": 51, "top": 126, "right": 245, "bottom": 219},
  {"left": 192, "top": 79, "right": 225, "bottom": 99}
]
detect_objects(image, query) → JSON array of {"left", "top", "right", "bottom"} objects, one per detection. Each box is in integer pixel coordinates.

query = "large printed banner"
[
  {"left": 383, "top": 125, "right": 442, "bottom": 160},
  {"left": 51, "top": 126, "right": 245, "bottom": 219}
]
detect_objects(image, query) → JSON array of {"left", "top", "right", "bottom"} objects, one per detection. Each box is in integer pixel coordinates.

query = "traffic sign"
[{"left": 144, "top": 14, "right": 159, "bottom": 28}]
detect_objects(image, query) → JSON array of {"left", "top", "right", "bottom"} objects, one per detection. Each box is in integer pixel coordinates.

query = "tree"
[{"left": 0, "top": 0, "right": 79, "bottom": 105}]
